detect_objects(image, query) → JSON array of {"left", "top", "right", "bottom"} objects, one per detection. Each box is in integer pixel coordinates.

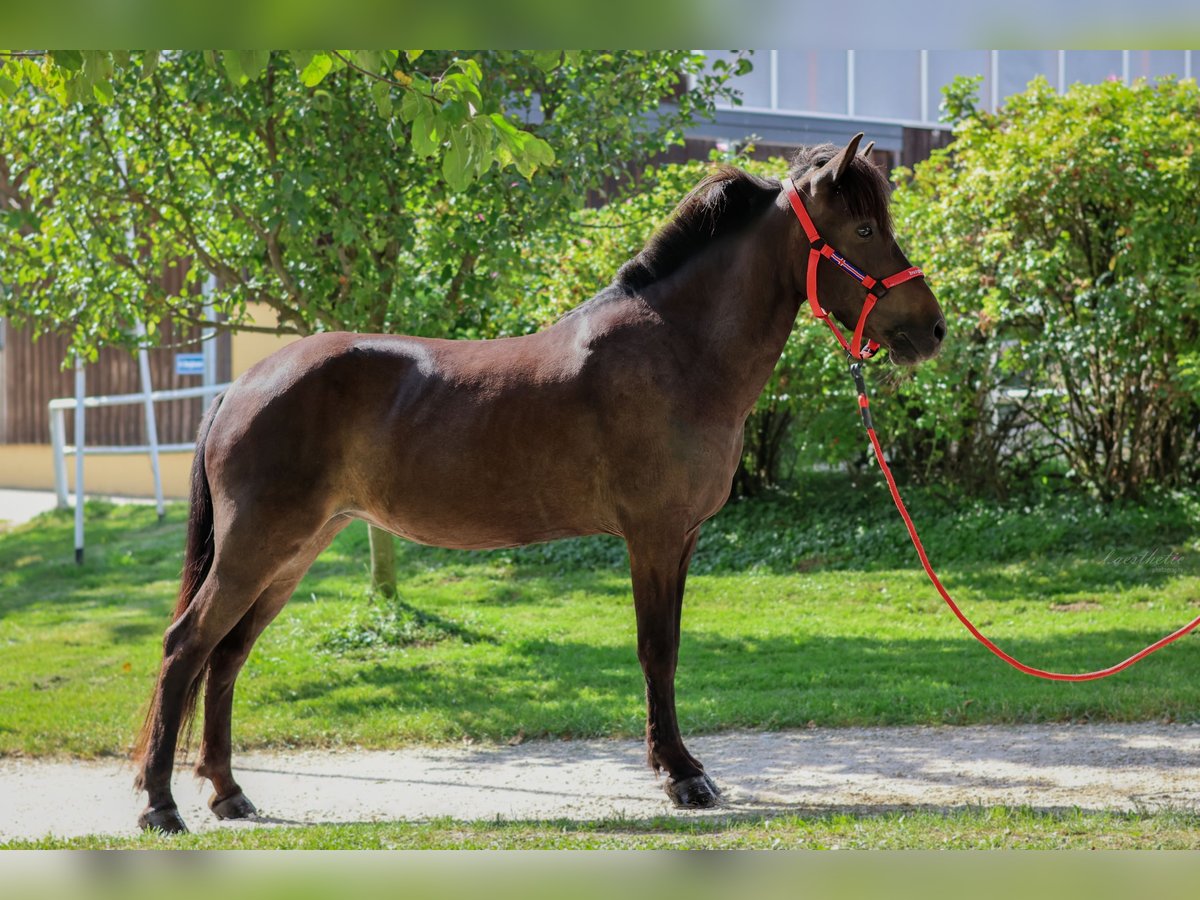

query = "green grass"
[
  {"left": 7, "top": 807, "right": 1200, "bottom": 849},
  {"left": 1, "top": 476, "right": 1198, "bottom": 757}
]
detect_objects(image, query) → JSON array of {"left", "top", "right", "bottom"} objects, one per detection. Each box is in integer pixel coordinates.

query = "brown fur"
[
  {"left": 131, "top": 393, "right": 222, "bottom": 777},
  {"left": 131, "top": 135, "right": 945, "bottom": 829}
]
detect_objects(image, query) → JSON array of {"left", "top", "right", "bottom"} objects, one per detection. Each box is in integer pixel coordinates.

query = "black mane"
[
  {"left": 615, "top": 166, "right": 779, "bottom": 292},
  {"left": 613, "top": 145, "right": 893, "bottom": 293}
]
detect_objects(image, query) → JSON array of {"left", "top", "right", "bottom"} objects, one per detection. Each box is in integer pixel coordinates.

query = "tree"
[
  {"left": 889, "top": 75, "right": 1200, "bottom": 499},
  {"left": 0, "top": 49, "right": 743, "bottom": 587}
]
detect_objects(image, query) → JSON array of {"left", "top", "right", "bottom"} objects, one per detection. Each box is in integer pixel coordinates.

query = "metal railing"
[{"left": 49, "top": 380, "right": 229, "bottom": 562}]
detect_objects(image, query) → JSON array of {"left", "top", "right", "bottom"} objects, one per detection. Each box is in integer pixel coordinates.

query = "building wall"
[
  {"left": 1, "top": 319, "right": 228, "bottom": 447},
  {"left": 707, "top": 50, "right": 1196, "bottom": 127},
  {"left": 0, "top": 303, "right": 299, "bottom": 499}
]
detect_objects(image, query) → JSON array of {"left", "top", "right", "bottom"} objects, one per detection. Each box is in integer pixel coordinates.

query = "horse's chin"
[
  {"left": 886, "top": 346, "right": 924, "bottom": 367},
  {"left": 884, "top": 335, "right": 940, "bottom": 367}
]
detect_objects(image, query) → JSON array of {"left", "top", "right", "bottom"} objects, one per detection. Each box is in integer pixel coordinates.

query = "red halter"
[{"left": 782, "top": 176, "right": 925, "bottom": 360}]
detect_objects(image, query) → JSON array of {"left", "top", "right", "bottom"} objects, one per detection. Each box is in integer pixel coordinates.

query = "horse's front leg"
[{"left": 626, "top": 526, "right": 720, "bottom": 808}]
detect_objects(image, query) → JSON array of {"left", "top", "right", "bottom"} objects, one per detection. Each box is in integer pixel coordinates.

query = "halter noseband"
[{"left": 782, "top": 175, "right": 925, "bottom": 360}]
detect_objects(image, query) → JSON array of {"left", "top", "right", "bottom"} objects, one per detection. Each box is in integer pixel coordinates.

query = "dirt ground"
[{"left": 2, "top": 723, "right": 1199, "bottom": 840}]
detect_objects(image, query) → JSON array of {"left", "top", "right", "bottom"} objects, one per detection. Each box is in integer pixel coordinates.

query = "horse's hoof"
[
  {"left": 665, "top": 773, "right": 723, "bottom": 809},
  {"left": 138, "top": 805, "right": 189, "bottom": 834},
  {"left": 209, "top": 790, "right": 258, "bottom": 820}
]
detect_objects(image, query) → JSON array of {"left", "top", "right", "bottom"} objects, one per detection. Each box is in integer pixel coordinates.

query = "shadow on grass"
[
  {"left": 6, "top": 505, "right": 1189, "bottom": 619},
  {"left": 253, "top": 626, "right": 1200, "bottom": 742},
  {"left": 0, "top": 503, "right": 184, "bottom": 619}
]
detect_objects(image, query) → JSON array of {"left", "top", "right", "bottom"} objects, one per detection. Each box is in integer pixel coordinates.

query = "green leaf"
[
  {"left": 371, "top": 80, "right": 393, "bottom": 117},
  {"left": 488, "top": 112, "right": 523, "bottom": 145},
  {"left": 290, "top": 50, "right": 315, "bottom": 73},
  {"left": 49, "top": 50, "right": 83, "bottom": 73},
  {"left": 469, "top": 117, "right": 495, "bottom": 174},
  {"left": 140, "top": 51, "right": 160, "bottom": 80},
  {"left": 353, "top": 50, "right": 382, "bottom": 72},
  {"left": 411, "top": 107, "right": 439, "bottom": 158},
  {"left": 399, "top": 89, "right": 423, "bottom": 123},
  {"left": 64, "top": 73, "right": 90, "bottom": 105},
  {"left": 524, "top": 135, "right": 555, "bottom": 167},
  {"left": 0, "top": 74, "right": 17, "bottom": 98},
  {"left": 453, "top": 57, "right": 482, "bottom": 84},
  {"left": 238, "top": 50, "right": 269, "bottom": 82},
  {"left": 387, "top": 119, "right": 407, "bottom": 148},
  {"left": 91, "top": 78, "right": 114, "bottom": 105},
  {"left": 442, "top": 124, "right": 471, "bottom": 191},
  {"left": 532, "top": 51, "right": 562, "bottom": 74},
  {"left": 299, "top": 53, "right": 333, "bottom": 87},
  {"left": 222, "top": 51, "right": 246, "bottom": 85},
  {"left": 405, "top": 50, "right": 424, "bottom": 63}
]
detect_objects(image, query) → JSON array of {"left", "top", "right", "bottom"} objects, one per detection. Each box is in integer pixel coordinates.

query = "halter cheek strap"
[{"left": 782, "top": 175, "right": 925, "bottom": 360}]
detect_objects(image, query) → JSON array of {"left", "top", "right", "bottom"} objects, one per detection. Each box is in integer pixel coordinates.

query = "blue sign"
[{"left": 174, "top": 353, "right": 205, "bottom": 376}]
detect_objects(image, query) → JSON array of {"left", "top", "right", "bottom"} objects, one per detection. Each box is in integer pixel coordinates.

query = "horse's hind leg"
[
  {"left": 195, "top": 517, "right": 350, "bottom": 820},
  {"left": 626, "top": 525, "right": 719, "bottom": 809},
  {"left": 135, "top": 556, "right": 275, "bottom": 833}
]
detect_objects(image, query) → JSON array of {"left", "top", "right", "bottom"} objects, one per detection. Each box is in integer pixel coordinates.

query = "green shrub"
[{"left": 889, "top": 75, "right": 1200, "bottom": 499}]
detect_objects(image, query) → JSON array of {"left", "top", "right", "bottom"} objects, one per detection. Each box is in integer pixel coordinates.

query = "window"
[
  {"left": 926, "top": 50, "right": 992, "bottom": 117},
  {"left": 776, "top": 51, "right": 849, "bottom": 115},
  {"left": 1064, "top": 51, "right": 1124, "bottom": 86},
  {"left": 706, "top": 49, "right": 772, "bottom": 109},
  {"left": 854, "top": 50, "right": 922, "bottom": 120},
  {"left": 1128, "top": 50, "right": 1188, "bottom": 81},
  {"left": 998, "top": 50, "right": 1060, "bottom": 98}
]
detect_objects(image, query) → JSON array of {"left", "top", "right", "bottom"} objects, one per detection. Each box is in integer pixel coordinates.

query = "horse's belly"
[
  {"left": 360, "top": 453, "right": 615, "bottom": 550},
  {"left": 369, "top": 496, "right": 611, "bottom": 551},
  {"left": 384, "top": 519, "right": 607, "bottom": 551}
]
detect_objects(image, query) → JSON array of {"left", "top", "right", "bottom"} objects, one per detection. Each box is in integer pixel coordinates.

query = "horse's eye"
[{"left": 856, "top": 225, "right": 873, "bottom": 239}]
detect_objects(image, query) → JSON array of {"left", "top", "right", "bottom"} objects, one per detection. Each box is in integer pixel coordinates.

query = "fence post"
[
  {"left": 50, "top": 406, "right": 69, "bottom": 509},
  {"left": 202, "top": 273, "right": 219, "bottom": 408},
  {"left": 134, "top": 319, "right": 165, "bottom": 522},
  {"left": 73, "top": 356, "right": 85, "bottom": 564}
]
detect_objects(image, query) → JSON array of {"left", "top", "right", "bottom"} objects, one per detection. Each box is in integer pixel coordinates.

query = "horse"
[{"left": 132, "top": 133, "right": 945, "bottom": 833}]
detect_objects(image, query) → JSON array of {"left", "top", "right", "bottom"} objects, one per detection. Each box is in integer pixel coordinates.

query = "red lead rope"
[
  {"left": 848, "top": 361, "right": 1200, "bottom": 680},
  {"left": 783, "top": 172, "right": 1197, "bottom": 677}
]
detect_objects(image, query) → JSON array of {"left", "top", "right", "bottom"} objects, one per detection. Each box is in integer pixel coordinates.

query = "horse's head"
[{"left": 788, "top": 133, "right": 945, "bottom": 365}]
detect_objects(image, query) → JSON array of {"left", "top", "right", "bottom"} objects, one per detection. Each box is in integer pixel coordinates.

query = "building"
[
  {"left": 0, "top": 304, "right": 298, "bottom": 498},
  {"left": 1, "top": 49, "right": 1195, "bottom": 499},
  {"left": 689, "top": 50, "right": 1195, "bottom": 169}
]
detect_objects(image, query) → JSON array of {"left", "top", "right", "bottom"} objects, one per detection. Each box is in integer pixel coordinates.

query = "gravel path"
[{"left": 3, "top": 723, "right": 1199, "bottom": 840}]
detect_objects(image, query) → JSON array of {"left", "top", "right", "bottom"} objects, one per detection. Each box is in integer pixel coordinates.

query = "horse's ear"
[
  {"left": 811, "top": 133, "right": 864, "bottom": 196},
  {"left": 860, "top": 140, "right": 875, "bottom": 158}
]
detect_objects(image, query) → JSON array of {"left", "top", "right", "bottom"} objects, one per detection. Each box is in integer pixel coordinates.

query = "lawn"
[
  {"left": 7, "top": 807, "right": 1200, "bottom": 849},
  {"left": 2, "top": 474, "right": 1198, "bottom": 758}
]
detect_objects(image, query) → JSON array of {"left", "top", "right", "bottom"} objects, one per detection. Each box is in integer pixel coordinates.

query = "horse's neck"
[{"left": 644, "top": 211, "right": 800, "bottom": 417}]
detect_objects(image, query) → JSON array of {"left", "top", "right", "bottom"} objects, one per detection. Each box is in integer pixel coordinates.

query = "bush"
[{"left": 889, "top": 75, "right": 1200, "bottom": 500}]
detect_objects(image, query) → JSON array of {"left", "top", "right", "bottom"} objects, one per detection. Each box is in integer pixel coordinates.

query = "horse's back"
[
  {"left": 203, "top": 328, "right": 620, "bottom": 547},
  {"left": 203, "top": 307, "right": 735, "bottom": 548}
]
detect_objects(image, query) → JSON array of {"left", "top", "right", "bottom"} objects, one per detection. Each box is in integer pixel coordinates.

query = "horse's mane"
[
  {"left": 614, "top": 166, "right": 780, "bottom": 291},
  {"left": 612, "top": 144, "right": 893, "bottom": 294}
]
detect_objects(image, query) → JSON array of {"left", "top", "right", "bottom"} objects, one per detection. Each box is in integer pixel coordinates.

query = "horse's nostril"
[{"left": 932, "top": 318, "right": 947, "bottom": 343}]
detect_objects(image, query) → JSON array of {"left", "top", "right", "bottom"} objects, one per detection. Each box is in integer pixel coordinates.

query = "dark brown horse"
[{"left": 133, "top": 133, "right": 944, "bottom": 832}]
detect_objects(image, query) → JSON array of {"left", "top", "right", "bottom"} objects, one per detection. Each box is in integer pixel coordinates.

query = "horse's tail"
[{"left": 132, "top": 392, "right": 224, "bottom": 770}]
